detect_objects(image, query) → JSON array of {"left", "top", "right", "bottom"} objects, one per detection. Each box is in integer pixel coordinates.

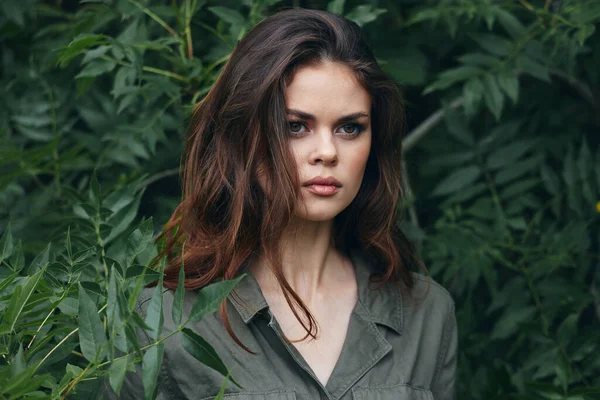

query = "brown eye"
[
  {"left": 289, "top": 121, "right": 306, "bottom": 135},
  {"left": 343, "top": 125, "right": 356, "bottom": 134},
  {"left": 339, "top": 123, "right": 363, "bottom": 136}
]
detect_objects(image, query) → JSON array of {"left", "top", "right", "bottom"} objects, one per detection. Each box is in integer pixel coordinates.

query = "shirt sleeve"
[{"left": 431, "top": 299, "right": 458, "bottom": 400}]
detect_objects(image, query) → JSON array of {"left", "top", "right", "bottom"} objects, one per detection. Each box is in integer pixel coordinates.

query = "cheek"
[{"left": 351, "top": 138, "right": 372, "bottom": 178}]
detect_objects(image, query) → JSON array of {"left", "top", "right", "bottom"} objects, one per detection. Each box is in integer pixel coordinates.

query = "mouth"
[
  {"left": 303, "top": 184, "right": 340, "bottom": 196},
  {"left": 302, "top": 176, "right": 342, "bottom": 187},
  {"left": 302, "top": 176, "right": 342, "bottom": 196}
]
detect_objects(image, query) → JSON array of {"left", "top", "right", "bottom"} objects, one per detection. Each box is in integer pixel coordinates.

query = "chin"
[{"left": 293, "top": 203, "right": 349, "bottom": 222}]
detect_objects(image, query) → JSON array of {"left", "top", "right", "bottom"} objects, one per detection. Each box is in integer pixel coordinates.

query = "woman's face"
[{"left": 283, "top": 61, "right": 372, "bottom": 222}]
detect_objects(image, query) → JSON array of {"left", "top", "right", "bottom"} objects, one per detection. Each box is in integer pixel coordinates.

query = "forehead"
[{"left": 284, "top": 61, "right": 371, "bottom": 117}]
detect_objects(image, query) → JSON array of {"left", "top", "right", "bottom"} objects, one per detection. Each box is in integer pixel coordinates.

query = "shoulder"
[{"left": 402, "top": 272, "right": 455, "bottom": 321}]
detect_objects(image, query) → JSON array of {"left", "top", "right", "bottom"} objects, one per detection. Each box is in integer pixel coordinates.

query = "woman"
[{"left": 105, "top": 7, "right": 457, "bottom": 400}]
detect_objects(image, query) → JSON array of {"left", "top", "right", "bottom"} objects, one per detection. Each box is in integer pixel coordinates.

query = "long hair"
[{"left": 151, "top": 8, "right": 423, "bottom": 353}]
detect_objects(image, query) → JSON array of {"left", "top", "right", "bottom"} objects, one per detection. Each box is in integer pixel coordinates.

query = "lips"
[{"left": 302, "top": 176, "right": 342, "bottom": 187}]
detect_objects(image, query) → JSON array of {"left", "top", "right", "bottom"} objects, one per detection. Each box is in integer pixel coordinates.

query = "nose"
[{"left": 309, "top": 130, "right": 338, "bottom": 166}]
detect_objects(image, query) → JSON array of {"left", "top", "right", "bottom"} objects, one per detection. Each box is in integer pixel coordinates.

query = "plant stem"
[
  {"left": 35, "top": 328, "right": 78, "bottom": 371},
  {"left": 61, "top": 365, "right": 89, "bottom": 399},
  {"left": 128, "top": 0, "right": 178, "bottom": 37},
  {"left": 99, "top": 56, "right": 189, "bottom": 82},
  {"left": 185, "top": 0, "right": 194, "bottom": 59},
  {"left": 26, "top": 303, "right": 61, "bottom": 350},
  {"left": 143, "top": 66, "right": 188, "bottom": 82}
]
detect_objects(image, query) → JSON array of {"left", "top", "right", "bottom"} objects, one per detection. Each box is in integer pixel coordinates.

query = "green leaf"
[
  {"left": 555, "top": 351, "right": 571, "bottom": 392},
  {"left": 557, "top": 313, "right": 579, "bottom": 345},
  {"left": 57, "top": 297, "right": 78, "bottom": 316},
  {"left": 76, "top": 59, "right": 116, "bottom": 78},
  {"left": 497, "top": 70, "right": 519, "bottom": 103},
  {"left": 181, "top": 328, "right": 242, "bottom": 387},
  {"left": 406, "top": 8, "right": 440, "bottom": 26},
  {"left": 11, "top": 346, "right": 26, "bottom": 377},
  {"left": 90, "top": 169, "right": 101, "bottom": 206},
  {"left": 541, "top": 164, "right": 561, "bottom": 195},
  {"left": 381, "top": 46, "right": 429, "bottom": 86},
  {"left": 81, "top": 45, "right": 111, "bottom": 64},
  {"left": 499, "top": 178, "right": 540, "bottom": 199},
  {"left": 458, "top": 52, "right": 499, "bottom": 67},
  {"left": 109, "top": 355, "right": 131, "bottom": 395},
  {"left": 0, "top": 271, "right": 19, "bottom": 293},
  {"left": 462, "top": 78, "right": 484, "bottom": 116},
  {"left": 345, "top": 5, "right": 386, "bottom": 27},
  {"left": 494, "top": 7, "right": 526, "bottom": 39},
  {"left": 491, "top": 306, "right": 536, "bottom": 340},
  {"left": 575, "top": 24, "right": 595, "bottom": 46},
  {"left": 65, "top": 226, "right": 73, "bottom": 262},
  {"left": 517, "top": 54, "right": 550, "bottom": 82},
  {"left": 142, "top": 343, "right": 164, "bottom": 400},
  {"left": 576, "top": 139, "right": 592, "bottom": 181},
  {"left": 190, "top": 275, "right": 246, "bottom": 322},
  {"left": 4, "top": 285, "right": 22, "bottom": 325},
  {"left": 432, "top": 166, "right": 482, "bottom": 196},
  {"left": 5, "top": 269, "right": 45, "bottom": 332},
  {"left": 327, "top": 0, "right": 345, "bottom": 14},
  {"left": 0, "top": 222, "right": 13, "bottom": 263},
  {"left": 57, "top": 34, "right": 109, "bottom": 67},
  {"left": 562, "top": 145, "right": 577, "bottom": 186},
  {"left": 125, "top": 217, "right": 154, "bottom": 268},
  {"left": 471, "top": 33, "right": 512, "bottom": 56},
  {"left": 107, "top": 268, "right": 124, "bottom": 333},
  {"left": 172, "top": 243, "right": 187, "bottom": 326},
  {"left": 27, "top": 243, "right": 51, "bottom": 275},
  {"left": 425, "top": 66, "right": 484, "bottom": 94},
  {"left": 78, "top": 283, "right": 108, "bottom": 362},
  {"left": 9, "top": 240, "right": 25, "bottom": 271},
  {"left": 208, "top": 6, "right": 244, "bottom": 26},
  {"left": 486, "top": 139, "right": 538, "bottom": 169},
  {"left": 76, "top": 76, "right": 96, "bottom": 97},
  {"left": 104, "top": 190, "right": 144, "bottom": 245},
  {"left": 482, "top": 74, "right": 504, "bottom": 121},
  {"left": 443, "top": 103, "right": 474, "bottom": 146},
  {"left": 144, "top": 263, "right": 164, "bottom": 341}
]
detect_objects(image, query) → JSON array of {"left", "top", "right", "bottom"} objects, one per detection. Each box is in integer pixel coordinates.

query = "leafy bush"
[{"left": 1, "top": 0, "right": 599, "bottom": 399}]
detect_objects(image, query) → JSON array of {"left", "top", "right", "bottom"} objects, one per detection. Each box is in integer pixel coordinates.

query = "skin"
[{"left": 250, "top": 60, "right": 373, "bottom": 386}]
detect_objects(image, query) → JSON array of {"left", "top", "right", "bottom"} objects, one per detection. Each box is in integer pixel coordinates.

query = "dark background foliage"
[{"left": 1, "top": 0, "right": 600, "bottom": 398}]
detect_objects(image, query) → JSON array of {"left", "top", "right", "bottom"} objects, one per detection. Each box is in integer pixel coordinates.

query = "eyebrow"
[{"left": 286, "top": 109, "right": 369, "bottom": 124}]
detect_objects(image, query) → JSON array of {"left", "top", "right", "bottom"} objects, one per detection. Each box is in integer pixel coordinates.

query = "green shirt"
[{"left": 103, "top": 249, "right": 457, "bottom": 400}]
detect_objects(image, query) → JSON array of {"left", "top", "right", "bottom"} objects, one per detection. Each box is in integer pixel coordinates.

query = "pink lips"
[{"left": 302, "top": 176, "right": 342, "bottom": 196}]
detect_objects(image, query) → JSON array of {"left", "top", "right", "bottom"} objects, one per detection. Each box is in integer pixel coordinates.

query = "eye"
[
  {"left": 338, "top": 123, "right": 364, "bottom": 136},
  {"left": 288, "top": 121, "right": 307, "bottom": 135}
]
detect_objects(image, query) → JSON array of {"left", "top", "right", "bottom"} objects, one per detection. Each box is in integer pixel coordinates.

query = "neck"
[{"left": 249, "top": 217, "right": 352, "bottom": 304}]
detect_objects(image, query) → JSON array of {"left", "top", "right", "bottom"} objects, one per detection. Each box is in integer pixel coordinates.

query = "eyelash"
[{"left": 287, "top": 121, "right": 366, "bottom": 137}]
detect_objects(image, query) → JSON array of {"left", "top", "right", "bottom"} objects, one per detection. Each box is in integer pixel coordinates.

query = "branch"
[
  {"left": 550, "top": 68, "right": 596, "bottom": 107},
  {"left": 401, "top": 67, "right": 594, "bottom": 154},
  {"left": 136, "top": 167, "right": 180, "bottom": 191},
  {"left": 402, "top": 96, "right": 464, "bottom": 154}
]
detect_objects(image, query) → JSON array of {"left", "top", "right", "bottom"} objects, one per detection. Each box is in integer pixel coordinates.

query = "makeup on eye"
[{"left": 287, "top": 120, "right": 367, "bottom": 136}]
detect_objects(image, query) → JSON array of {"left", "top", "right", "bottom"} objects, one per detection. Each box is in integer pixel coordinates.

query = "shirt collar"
[{"left": 227, "top": 249, "right": 403, "bottom": 335}]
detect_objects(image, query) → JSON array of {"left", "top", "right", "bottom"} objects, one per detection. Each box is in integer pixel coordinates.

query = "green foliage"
[
  {"left": 0, "top": 177, "right": 245, "bottom": 399},
  {"left": 1, "top": 0, "right": 600, "bottom": 399}
]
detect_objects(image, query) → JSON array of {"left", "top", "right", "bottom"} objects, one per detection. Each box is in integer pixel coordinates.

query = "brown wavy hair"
[{"left": 151, "top": 8, "right": 424, "bottom": 353}]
